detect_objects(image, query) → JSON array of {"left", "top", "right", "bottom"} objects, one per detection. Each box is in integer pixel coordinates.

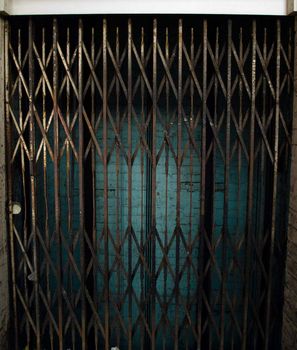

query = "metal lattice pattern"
[{"left": 5, "top": 16, "right": 293, "bottom": 349}]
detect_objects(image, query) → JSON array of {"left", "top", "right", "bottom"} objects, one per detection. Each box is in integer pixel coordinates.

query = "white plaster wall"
[
  {"left": 288, "top": 0, "right": 297, "bottom": 13},
  {"left": 4, "top": 0, "right": 290, "bottom": 16},
  {"left": 0, "top": 0, "right": 8, "bottom": 13}
]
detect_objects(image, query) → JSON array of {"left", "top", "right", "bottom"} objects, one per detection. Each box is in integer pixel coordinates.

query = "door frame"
[{"left": 0, "top": 15, "right": 9, "bottom": 350}]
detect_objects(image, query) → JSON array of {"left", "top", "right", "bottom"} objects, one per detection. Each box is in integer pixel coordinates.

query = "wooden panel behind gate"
[{"left": 5, "top": 15, "right": 294, "bottom": 349}]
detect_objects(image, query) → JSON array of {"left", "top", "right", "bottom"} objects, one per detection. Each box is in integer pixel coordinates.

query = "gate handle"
[{"left": 10, "top": 202, "right": 21, "bottom": 215}]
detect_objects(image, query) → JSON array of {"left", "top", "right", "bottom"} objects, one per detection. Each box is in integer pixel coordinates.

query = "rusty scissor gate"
[{"left": 4, "top": 15, "right": 294, "bottom": 349}]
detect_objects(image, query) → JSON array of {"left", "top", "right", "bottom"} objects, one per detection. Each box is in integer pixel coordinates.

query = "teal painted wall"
[{"left": 38, "top": 111, "right": 250, "bottom": 348}]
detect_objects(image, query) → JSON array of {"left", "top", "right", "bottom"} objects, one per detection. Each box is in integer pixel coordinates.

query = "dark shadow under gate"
[{"left": 5, "top": 15, "right": 294, "bottom": 350}]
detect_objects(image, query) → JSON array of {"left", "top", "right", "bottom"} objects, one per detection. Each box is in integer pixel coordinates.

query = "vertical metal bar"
[
  {"left": 5, "top": 19, "right": 19, "bottom": 350},
  {"left": 264, "top": 20, "right": 281, "bottom": 350},
  {"left": 204, "top": 23, "right": 215, "bottom": 350},
  {"left": 66, "top": 27, "right": 71, "bottom": 237},
  {"left": 78, "top": 18, "right": 87, "bottom": 350},
  {"left": 163, "top": 26, "right": 169, "bottom": 350},
  {"left": 198, "top": 19, "right": 208, "bottom": 350},
  {"left": 140, "top": 25, "right": 145, "bottom": 350},
  {"left": 186, "top": 27, "right": 194, "bottom": 350},
  {"left": 220, "top": 19, "right": 232, "bottom": 350},
  {"left": 19, "top": 26, "right": 30, "bottom": 345},
  {"left": 145, "top": 43, "right": 152, "bottom": 340},
  {"left": 288, "top": 26, "right": 292, "bottom": 94},
  {"left": 83, "top": 21, "right": 95, "bottom": 350},
  {"left": 233, "top": 26, "right": 243, "bottom": 350},
  {"left": 212, "top": 26, "right": 220, "bottom": 350},
  {"left": 260, "top": 27, "right": 267, "bottom": 240},
  {"left": 242, "top": 20, "right": 256, "bottom": 350},
  {"left": 53, "top": 18, "right": 64, "bottom": 350},
  {"left": 28, "top": 18, "right": 41, "bottom": 350},
  {"left": 42, "top": 26, "right": 54, "bottom": 350},
  {"left": 102, "top": 18, "right": 110, "bottom": 350},
  {"left": 115, "top": 25, "right": 121, "bottom": 350},
  {"left": 91, "top": 25, "right": 98, "bottom": 350},
  {"left": 0, "top": 16, "right": 9, "bottom": 350},
  {"left": 175, "top": 17, "right": 182, "bottom": 350},
  {"left": 210, "top": 27, "right": 220, "bottom": 349},
  {"left": 127, "top": 18, "right": 133, "bottom": 350},
  {"left": 257, "top": 26, "right": 268, "bottom": 349},
  {"left": 152, "top": 17, "right": 157, "bottom": 350},
  {"left": 66, "top": 26, "right": 75, "bottom": 350}
]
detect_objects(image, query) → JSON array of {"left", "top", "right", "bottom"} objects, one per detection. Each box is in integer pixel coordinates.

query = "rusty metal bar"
[
  {"left": 264, "top": 19, "right": 281, "bottom": 350},
  {"left": 115, "top": 25, "right": 121, "bottom": 350},
  {"left": 102, "top": 18, "right": 110, "bottom": 350},
  {"left": 0, "top": 16, "right": 9, "bottom": 350},
  {"left": 186, "top": 26, "right": 194, "bottom": 350},
  {"left": 41, "top": 25, "right": 54, "bottom": 350},
  {"left": 174, "top": 17, "right": 182, "bottom": 350},
  {"left": 233, "top": 25, "right": 243, "bottom": 350},
  {"left": 90, "top": 25, "right": 98, "bottom": 350},
  {"left": 53, "top": 18, "right": 64, "bottom": 350},
  {"left": 220, "top": 19, "right": 232, "bottom": 350},
  {"left": 78, "top": 18, "right": 87, "bottom": 350},
  {"left": 198, "top": 18, "right": 208, "bottom": 349},
  {"left": 18, "top": 26, "right": 30, "bottom": 346},
  {"left": 152, "top": 18, "right": 157, "bottom": 350},
  {"left": 140, "top": 25, "right": 145, "bottom": 350},
  {"left": 242, "top": 19, "right": 257, "bottom": 350},
  {"left": 204, "top": 22, "right": 214, "bottom": 349},
  {"left": 65, "top": 25, "right": 76, "bottom": 350},
  {"left": 163, "top": 25, "right": 169, "bottom": 350},
  {"left": 28, "top": 18, "right": 41, "bottom": 350},
  {"left": 6, "top": 17, "right": 20, "bottom": 350},
  {"left": 127, "top": 18, "right": 133, "bottom": 350}
]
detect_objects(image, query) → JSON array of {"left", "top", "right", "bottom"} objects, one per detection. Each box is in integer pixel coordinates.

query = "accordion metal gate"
[{"left": 4, "top": 15, "right": 294, "bottom": 350}]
